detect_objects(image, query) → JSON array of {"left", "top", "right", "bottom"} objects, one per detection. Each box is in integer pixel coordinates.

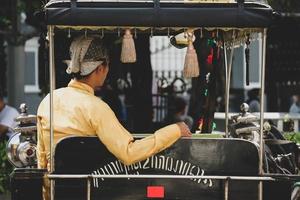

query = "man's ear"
[{"left": 96, "top": 65, "right": 103, "bottom": 73}]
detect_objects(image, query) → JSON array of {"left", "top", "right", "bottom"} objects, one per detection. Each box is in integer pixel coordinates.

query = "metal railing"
[{"left": 48, "top": 174, "right": 277, "bottom": 200}]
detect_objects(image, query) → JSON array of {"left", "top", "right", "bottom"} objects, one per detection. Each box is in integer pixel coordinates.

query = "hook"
[
  {"left": 200, "top": 28, "right": 203, "bottom": 38},
  {"left": 216, "top": 29, "right": 219, "bottom": 38},
  {"left": 232, "top": 29, "right": 236, "bottom": 40},
  {"left": 167, "top": 28, "right": 170, "bottom": 38},
  {"left": 245, "top": 33, "right": 250, "bottom": 46},
  {"left": 100, "top": 28, "right": 104, "bottom": 39},
  {"left": 212, "top": 31, "right": 215, "bottom": 38},
  {"left": 150, "top": 28, "right": 153, "bottom": 38},
  {"left": 117, "top": 28, "right": 121, "bottom": 37},
  {"left": 188, "top": 31, "right": 193, "bottom": 42},
  {"left": 134, "top": 28, "right": 137, "bottom": 39},
  {"left": 67, "top": 28, "right": 71, "bottom": 38},
  {"left": 85, "top": 29, "right": 87, "bottom": 38}
]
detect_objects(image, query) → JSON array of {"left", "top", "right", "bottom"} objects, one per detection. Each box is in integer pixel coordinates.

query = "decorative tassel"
[
  {"left": 120, "top": 29, "right": 136, "bottom": 63},
  {"left": 183, "top": 33, "right": 199, "bottom": 78}
]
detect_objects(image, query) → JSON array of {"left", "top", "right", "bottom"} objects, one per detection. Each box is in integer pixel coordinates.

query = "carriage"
[{"left": 6, "top": 0, "right": 300, "bottom": 200}]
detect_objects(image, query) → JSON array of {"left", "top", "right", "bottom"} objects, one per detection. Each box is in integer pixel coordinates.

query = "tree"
[
  {"left": 0, "top": 0, "right": 43, "bottom": 95},
  {"left": 268, "top": 0, "right": 300, "bottom": 12}
]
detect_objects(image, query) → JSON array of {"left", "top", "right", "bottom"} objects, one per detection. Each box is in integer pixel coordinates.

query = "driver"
[{"left": 37, "top": 35, "right": 191, "bottom": 199}]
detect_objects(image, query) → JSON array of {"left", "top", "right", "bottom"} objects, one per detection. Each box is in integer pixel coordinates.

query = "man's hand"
[
  {"left": 176, "top": 122, "right": 192, "bottom": 137},
  {"left": 0, "top": 124, "right": 8, "bottom": 136}
]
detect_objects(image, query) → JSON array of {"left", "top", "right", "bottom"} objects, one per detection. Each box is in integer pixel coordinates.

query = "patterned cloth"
[{"left": 65, "top": 35, "right": 109, "bottom": 76}]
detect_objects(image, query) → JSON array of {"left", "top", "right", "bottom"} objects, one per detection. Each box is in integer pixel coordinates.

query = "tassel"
[
  {"left": 183, "top": 33, "right": 199, "bottom": 78},
  {"left": 120, "top": 29, "right": 136, "bottom": 63}
]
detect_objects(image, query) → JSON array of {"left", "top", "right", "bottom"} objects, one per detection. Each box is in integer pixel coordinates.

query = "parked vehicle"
[{"left": 7, "top": 1, "right": 299, "bottom": 200}]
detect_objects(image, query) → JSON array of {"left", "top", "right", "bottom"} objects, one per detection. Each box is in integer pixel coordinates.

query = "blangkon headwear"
[{"left": 64, "top": 35, "right": 109, "bottom": 76}]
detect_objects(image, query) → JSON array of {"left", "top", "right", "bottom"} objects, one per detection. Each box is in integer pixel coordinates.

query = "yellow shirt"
[{"left": 37, "top": 80, "right": 181, "bottom": 171}]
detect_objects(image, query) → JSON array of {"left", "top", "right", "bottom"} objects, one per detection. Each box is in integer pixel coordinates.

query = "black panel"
[
  {"left": 10, "top": 168, "right": 46, "bottom": 200},
  {"left": 53, "top": 137, "right": 262, "bottom": 200},
  {"left": 44, "top": 2, "right": 275, "bottom": 27}
]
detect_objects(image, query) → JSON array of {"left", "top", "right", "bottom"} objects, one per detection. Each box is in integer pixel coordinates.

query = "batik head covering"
[{"left": 65, "top": 35, "right": 109, "bottom": 76}]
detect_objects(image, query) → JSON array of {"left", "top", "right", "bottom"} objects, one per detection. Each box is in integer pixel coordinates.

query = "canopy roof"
[{"left": 44, "top": 0, "right": 275, "bottom": 28}]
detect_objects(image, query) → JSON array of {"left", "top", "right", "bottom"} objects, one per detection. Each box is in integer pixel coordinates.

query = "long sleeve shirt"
[{"left": 37, "top": 80, "right": 181, "bottom": 171}]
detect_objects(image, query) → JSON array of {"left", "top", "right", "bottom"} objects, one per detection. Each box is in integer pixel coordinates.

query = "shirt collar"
[{"left": 68, "top": 79, "right": 94, "bottom": 95}]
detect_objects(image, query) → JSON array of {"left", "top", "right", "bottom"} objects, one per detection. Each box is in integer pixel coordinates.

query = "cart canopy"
[{"left": 44, "top": 0, "right": 275, "bottom": 28}]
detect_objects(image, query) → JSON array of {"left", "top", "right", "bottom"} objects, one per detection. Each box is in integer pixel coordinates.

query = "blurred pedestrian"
[
  {"left": 164, "top": 96, "right": 194, "bottom": 129},
  {"left": 246, "top": 88, "right": 260, "bottom": 112},
  {"left": 289, "top": 95, "right": 300, "bottom": 114},
  {"left": 0, "top": 90, "right": 19, "bottom": 141}
]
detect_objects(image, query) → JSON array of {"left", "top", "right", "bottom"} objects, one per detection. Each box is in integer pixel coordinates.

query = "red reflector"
[{"left": 147, "top": 186, "right": 164, "bottom": 198}]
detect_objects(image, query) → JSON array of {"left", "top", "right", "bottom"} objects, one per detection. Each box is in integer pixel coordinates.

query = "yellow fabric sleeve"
[{"left": 91, "top": 102, "right": 181, "bottom": 165}]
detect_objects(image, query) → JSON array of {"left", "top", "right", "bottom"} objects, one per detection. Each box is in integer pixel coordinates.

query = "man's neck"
[{"left": 76, "top": 79, "right": 96, "bottom": 91}]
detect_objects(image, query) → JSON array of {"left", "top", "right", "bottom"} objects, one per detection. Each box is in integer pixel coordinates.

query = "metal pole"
[
  {"left": 258, "top": 28, "right": 267, "bottom": 200},
  {"left": 258, "top": 181, "right": 263, "bottom": 200},
  {"left": 87, "top": 178, "right": 91, "bottom": 200},
  {"left": 224, "top": 178, "right": 229, "bottom": 200},
  {"left": 48, "top": 25, "right": 55, "bottom": 200},
  {"left": 224, "top": 42, "right": 228, "bottom": 137},
  {"left": 48, "top": 174, "right": 275, "bottom": 181},
  {"left": 224, "top": 33, "right": 235, "bottom": 138}
]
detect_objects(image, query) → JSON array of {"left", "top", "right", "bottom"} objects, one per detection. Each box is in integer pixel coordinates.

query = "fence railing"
[{"left": 214, "top": 112, "right": 300, "bottom": 132}]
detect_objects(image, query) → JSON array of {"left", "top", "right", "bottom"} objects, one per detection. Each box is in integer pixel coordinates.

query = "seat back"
[{"left": 54, "top": 137, "right": 261, "bottom": 200}]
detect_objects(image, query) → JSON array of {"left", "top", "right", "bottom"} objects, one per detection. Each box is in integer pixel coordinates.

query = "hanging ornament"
[
  {"left": 206, "top": 47, "right": 214, "bottom": 72},
  {"left": 207, "top": 39, "right": 215, "bottom": 46},
  {"left": 183, "top": 31, "right": 199, "bottom": 78},
  {"left": 198, "top": 118, "right": 204, "bottom": 132},
  {"left": 212, "top": 122, "right": 217, "bottom": 131},
  {"left": 245, "top": 33, "right": 250, "bottom": 86},
  {"left": 206, "top": 48, "right": 214, "bottom": 65},
  {"left": 205, "top": 73, "right": 211, "bottom": 83},
  {"left": 204, "top": 73, "right": 210, "bottom": 96},
  {"left": 120, "top": 29, "right": 136, "bottom": 63},
  {"left": 204, "top": 89, "right": 208, "bottom": 97},
  {"left": 217, "top": 40, "right": 223, "bottom": 60}
]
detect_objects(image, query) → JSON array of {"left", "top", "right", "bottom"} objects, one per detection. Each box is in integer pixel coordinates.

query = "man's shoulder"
[
  {"left": 88, "top": 95, "right": 110, "bottom": 108},
  {"left": 38, "top": 88, "right": 68, "bottom": 103},
  {"left": 37, "top": 88, "right": 66, "bottom": 112}
]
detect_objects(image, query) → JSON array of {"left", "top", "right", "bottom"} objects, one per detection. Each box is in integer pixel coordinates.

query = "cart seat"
[{"left": 52, "top": 136, "right": 265, "bottom": 200}]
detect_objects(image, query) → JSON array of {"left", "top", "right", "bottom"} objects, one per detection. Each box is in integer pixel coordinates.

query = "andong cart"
[{"left": 9, "top": 0, "right": 299, "bottom": 200}]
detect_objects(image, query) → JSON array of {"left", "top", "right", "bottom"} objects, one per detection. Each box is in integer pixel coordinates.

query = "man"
[
  {"left": 37, "top": 35, "right": 191, "bottom": 172},
  {"left": 0, "top": 90, "right": 19, "bottom": 140},
  {"left": 164, "top": 96, "right": 194, "bottom": 129},
  {"left": 246, "top": 88, "right": 260, "bottom": 112},
  {"left": 289, "top": 95, "right": 300, "bottom": 114}
]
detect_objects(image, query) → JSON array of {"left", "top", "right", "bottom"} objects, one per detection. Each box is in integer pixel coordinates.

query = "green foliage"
[
  {"left": 0, "top": 17, "right": 10, "bottom": 28},
  {"left": 0, "top": 0, "right": 44, "bottom": 31},
  {"left": 0, "top": 140, "right": 14, "bottom": 194},
  {"left": 284, "top": 132, "right": 300, "bottom": 144}
]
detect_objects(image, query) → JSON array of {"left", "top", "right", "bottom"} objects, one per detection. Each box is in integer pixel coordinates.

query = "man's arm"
[
  {"left": 90, "top": 101, "right": 187, "bottom": 165},
  {"left": 0, "top": 124, "right": 9, "bottom": 136}
]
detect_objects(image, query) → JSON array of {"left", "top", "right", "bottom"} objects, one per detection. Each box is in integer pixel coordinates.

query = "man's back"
[
  {"left": 37, "top": 79, "right": 182, "bottom": 170},
  {"left": 37, "top": 80, "right": 111, "bottom": 168}
]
